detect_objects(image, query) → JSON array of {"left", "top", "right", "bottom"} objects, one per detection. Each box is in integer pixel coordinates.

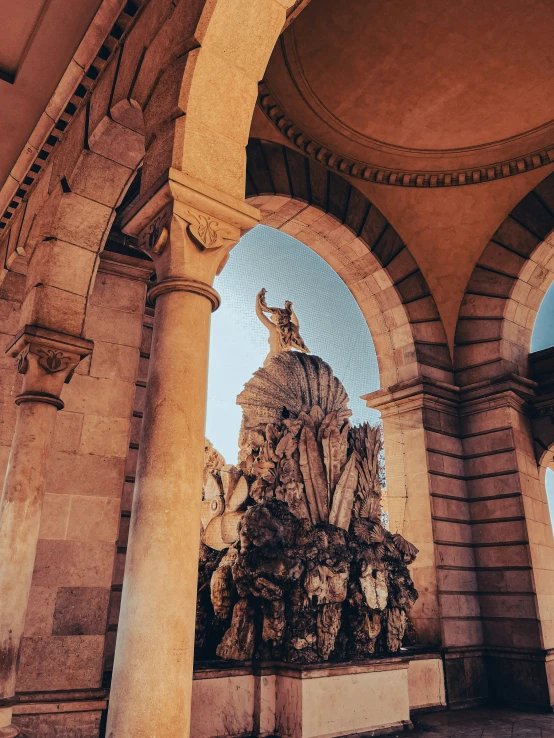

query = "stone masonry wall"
[{"left": 10, "top": 266, "right": 145, "bottom": 734}]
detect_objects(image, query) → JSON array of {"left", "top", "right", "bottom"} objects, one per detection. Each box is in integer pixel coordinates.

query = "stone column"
[
  {"left": 0, "top": 327, "right": 93, "bottom": 738},
  {"left": 106, "top": 169, "right": 258, "bottom": 738}
]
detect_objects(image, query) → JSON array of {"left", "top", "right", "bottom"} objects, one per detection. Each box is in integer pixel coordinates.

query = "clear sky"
[{"left": 206, "top": 225, "right": 380, "bottom": 463}]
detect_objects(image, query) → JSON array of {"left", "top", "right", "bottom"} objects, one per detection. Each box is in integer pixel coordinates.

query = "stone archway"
[{"left": 450, "top": 171, "right": 554, "bottom": 707}]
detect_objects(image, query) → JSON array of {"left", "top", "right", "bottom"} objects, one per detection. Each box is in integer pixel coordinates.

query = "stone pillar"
[
  {"left": 0, "top": 326, "right": 93, "bottom": 737},
  {"left": 105, "top": 169, "right": 258, "bottom": 738},
  {"left": 365, "top": 375, "right": 487, "bottom": 708},
  {"left": 459, "top": 374, "right": 554, "bottom": 709}
]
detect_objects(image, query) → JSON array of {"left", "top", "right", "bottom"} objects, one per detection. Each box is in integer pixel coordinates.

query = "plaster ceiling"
[
  {"left": 264, "top": 0, "right": 554, "bottom": 175},
  {"left": 0, "top": 0, "right": 103, "bottom": 188}
]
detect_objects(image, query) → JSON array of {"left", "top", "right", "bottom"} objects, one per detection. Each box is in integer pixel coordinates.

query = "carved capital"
[
  {"left": 6, "top": 326, "right": 94, "bottom": 408},
  {"left": 121, "top": 168, "right": 259, "bottom": 288}
]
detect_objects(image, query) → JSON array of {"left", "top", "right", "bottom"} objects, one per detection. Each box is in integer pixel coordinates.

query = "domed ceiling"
[{"left": 262, "top": 0, "right": 554, "bottom": 186}]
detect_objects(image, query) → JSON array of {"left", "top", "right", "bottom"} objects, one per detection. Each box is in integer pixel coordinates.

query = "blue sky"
[{"left": 206, "top": 225, "right": 379, "bottom": 463}]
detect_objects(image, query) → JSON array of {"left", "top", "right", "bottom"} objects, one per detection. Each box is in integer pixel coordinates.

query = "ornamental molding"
[{"left": 258, "top": 81, "right": 554, "bottom": 188}]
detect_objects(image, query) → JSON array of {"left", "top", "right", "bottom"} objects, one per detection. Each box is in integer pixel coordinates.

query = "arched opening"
[{"left": 206, "top": 224, "right": 380, "bottom": 464}]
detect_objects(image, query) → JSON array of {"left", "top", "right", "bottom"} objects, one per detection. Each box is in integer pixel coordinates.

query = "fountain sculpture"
[{"left": 195, "top": 290, "right": 418, "bottom": 664}]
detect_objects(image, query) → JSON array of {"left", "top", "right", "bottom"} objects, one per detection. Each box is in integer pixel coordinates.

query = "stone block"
[
  {"left": 17, "top": 635, "right": 105, "bottom": 691},
  {"left": 471, "top": 496, "right": 523, "bottom": 521},
  {"left": 124, "top": 447, "right": 139, "bottom": 479},
  {"left": 444, "top": 652, "right": 488, "bottom": 708},
  {"left": 84, "top": 304, "right": 143, "bottom": 347},
  {"left": 428, "top": 473, "right": 467, "bottom": 500},
  {"left": 79, "top": 415, "right": 130, "bottom": 458},
  {"left": 52, "top": 411, "right": 85, "bottom": 453},
  {"left": 275, "top": 660, "right": 411, "bottom": 738},
  {"left": 438, "top": 568, "right": 478, "bottom": 592},
  {"left": 62, "top": 373, "right": 135, "bottom": 419},
  {"left": 441, "top": 618, "right": 484, "bottom": 648},
  {"left": 462, "top": 427, "right": 514, "bottom": 456},
  {"left": 0, "top": 444, "right": 9, "bottom": 481},
  {"left": 465, "top": 450, "right": 518, "bottom": 477},
  {"left": 474, "top": 542, "right": 530, "bottom": 569},
  {"left": 191, "top": 673, "right": 255, "bottom": 738},
  {"left": 407, "top": 657, "right": 446, "bottom": 710},
  {"left": 26, "top": 239, "right": 97, "bottom": 296},
  {"left": 140, "top": 323, "right": 153, "bottom": 354},
  {"left": 130, "top": 415, "right": 142, "bottom": 445},
  {"left": 0, "top": 296, "right": 22, "bottom": 333},
  {"left": 121, "top": 481, "right": 135, "bottom": 511},
  {"left": 439, "top": 593, "right": 481, "bottom": 618},
  {"left": 108, "top": 588, "right": 121, "bottom": 628},
  {"left": 471, "top": 519, "right": 526, "bottom": 545},
  {"left": 477, "top": 567, "right": 533, "bottom": 593},
  {"left": 51, "top": 192, "right": 113, "bottom": 252},
  {"left": 53, "top": 586, "right": 110, "bottom": 636},
  {"left": 13, "top": 710, "right": 103, "bottom": 738},
  {"left": 482, "top": 618, "right": 541, "bottom": 649},
  {"left": 70, "top": 150, "right": 133, "bottom": 208},
  {"left": 46, "top": 450, "right": 125, "bottom": 496},
  {"left": 23, "top": 586, "right": 57, "bottom": 637},
  {"left": 487, "top": 653, "right": 551, "bottom": 709},
  {"left": 134, "top": 384, "right": 146, "bottom": 414},
  {"left": 137, "top": 354, "right": 149, "bottom": 382},
  {"left": 20, "top": 284, "right": 86, "bottom": 336},
  {"left": 435, "top": 542, "right": 476, "bottom": 568},
  {"left": 90, "top": 341, "right": 140, "bottom": 382},
  {"left": 479, "top": 593, "right": 537, "bottom": 620},
  {"left": 39, "top": 493, "right": 71, "bottom": 540},
  {"left": 117, "top": 515, "right": 130, "bottom": 547},
  {"left": 433, "top": 520, "right": 473, "bottom": 545},
  {"left": 431, "top": 496, "right": 470, "bottom": 521},
  {"left": 112, "top": 551, "right": 126, "bottom": 587},
  {"left": 33, "top": 540, "right": 115, "bottom": 588},
  {"left": 89, "top": 47, "right": 120, "bottom": 132},
  {"left": 0, "top": 272, "right": 25, "bottom": 304},
  {"left": 66, "top": 496, "right": 120, "bottom": 542},
  {"left": 467, "top": 472, "right": 521, "bottom": 499},
  {"left": 89, "top": 272, "right": 146, "bottom": 313}
]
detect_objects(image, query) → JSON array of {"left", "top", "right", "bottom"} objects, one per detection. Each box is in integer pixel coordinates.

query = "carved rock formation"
[{"left": 195, "top": 350, "right": 419, "bottom": 663}]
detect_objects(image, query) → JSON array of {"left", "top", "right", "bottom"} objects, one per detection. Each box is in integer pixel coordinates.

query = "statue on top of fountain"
[{"left": 256, "top": 288, "right": 310, "bottom": 360}]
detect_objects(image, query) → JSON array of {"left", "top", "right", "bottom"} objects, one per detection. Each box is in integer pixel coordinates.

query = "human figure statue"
[{"left": 256, "top": 288, "right": 310, "bottom": 359}]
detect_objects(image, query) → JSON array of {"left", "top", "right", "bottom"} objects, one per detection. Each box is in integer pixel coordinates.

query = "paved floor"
[{"left": 405, "top": 709, "right": 554, "bottom": 737}]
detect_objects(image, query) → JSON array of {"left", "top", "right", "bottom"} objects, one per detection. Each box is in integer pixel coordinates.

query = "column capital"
[
  {"left": 363, "top": 375, "right": 460, "bottom": 418},
  {"left": 120, "top": 168, "right": 260, "bottom": 304},
  {"left": 6, "top": 325, "right": 94, "bottom": 408}
]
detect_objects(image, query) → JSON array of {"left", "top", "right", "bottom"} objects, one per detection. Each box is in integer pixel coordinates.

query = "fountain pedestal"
[{"left": 191, "top": 653, "right": 445, "bottom": 738}]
